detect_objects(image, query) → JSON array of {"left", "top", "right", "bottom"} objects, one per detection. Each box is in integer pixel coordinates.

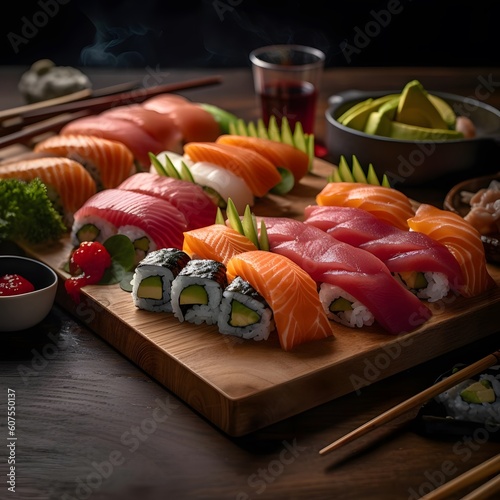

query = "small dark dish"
[
  {"left": 0, "top": 255, "right": 58, "bottom": 331},
  {"left": 444, "top": 173, "right": 500, "bottom": 264},
  {"left": 414, "top": 364, "right": 500, "bottom": 440},
  {"left": 325, "top": 89, "right": 500, "bottom": 185}
]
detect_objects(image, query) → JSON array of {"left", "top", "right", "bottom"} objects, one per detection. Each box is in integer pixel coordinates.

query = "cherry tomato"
[
  {"left": 0, "top": 274, "right": 35, "bottom": 296},
  {"left": 65, "top": 241, "right": 112, "bottom": 303}
]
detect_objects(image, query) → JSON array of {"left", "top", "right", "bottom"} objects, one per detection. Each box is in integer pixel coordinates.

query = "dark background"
[{"left": 1, "top": 0, "right": 499, "bottom": 69}]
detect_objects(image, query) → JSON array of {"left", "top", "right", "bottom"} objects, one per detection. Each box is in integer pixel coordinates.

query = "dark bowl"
[
  {"left": 444, "top": 173, "right": 500, "bottom": 264},
  {"left": 325, "top": 89, "right": 500, "bottom": 186}
]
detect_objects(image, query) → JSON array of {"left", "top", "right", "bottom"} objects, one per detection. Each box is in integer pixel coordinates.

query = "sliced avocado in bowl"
[
  {"left": 396, "top": 79, "right": 449, "bottom": 129},
  {"left": 390, "top": 121, "right": 463, "bottom": 141},
  {"left": 340, "top": 94, "right": 399, "bottom": 131}
]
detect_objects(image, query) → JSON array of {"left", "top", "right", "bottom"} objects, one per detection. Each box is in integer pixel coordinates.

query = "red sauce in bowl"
[{"left": 0, "top": 274, "right": 35, "bottom": 296}]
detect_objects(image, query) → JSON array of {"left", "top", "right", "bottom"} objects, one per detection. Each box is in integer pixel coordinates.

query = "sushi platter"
[{"left": 20, "top": 158, "right": 500, "bottom": 437}]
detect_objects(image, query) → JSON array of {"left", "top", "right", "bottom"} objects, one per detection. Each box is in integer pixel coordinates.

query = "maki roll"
[
  {"left": 218, "top": 276, "right": 275, "bottom": 341},
  {"left": 171, "top": 259, "right": 227, "bottom": 325},
  {"left": 435, "top": 364, "right": 500, "bottom": 426},
  {"left": 131, "top": 248, "right": 191, "bottom": 312}
]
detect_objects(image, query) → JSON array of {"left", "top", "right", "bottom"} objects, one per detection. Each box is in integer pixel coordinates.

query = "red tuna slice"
[
  {"left": 143, "top": 96, "right": 221, "bottom": 143},
  {"left": 73, "top": 188, "right": 187, "bottom": 251},
  {"left": 117, "top": 172, "right": 217, "bottom": 230},
  {"left": 304, "top": 205, "right": 465, "bottom": 293},
  {"left": 261, "top": 217, "right": 432, "bottom": 334},
  {"left": 61, "top": 115, "right": 165, "bottom": 167},
  {"left": 102, "top": 105, "right": 183, "bottom": 153}
]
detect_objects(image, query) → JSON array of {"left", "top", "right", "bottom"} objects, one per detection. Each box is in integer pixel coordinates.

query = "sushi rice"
[
  {"left": 319, "top": 283, "right": 375, "bottom": 328},
  {"left": 171, "top": 259, "right": 228, "bottom": 326},
  {"left": 118, "top": 225, "right": 157, "bottom": 262},
  {"left": 436, "top": 366, "right": 500, "bottom": 425},
  {"left": 218, "top": 276, "right": 275, "bottom": 341},
  {"left": 394, "top": 271, "right": 450, "bottom": 302},
  {"left": 70, "top": 215, "right": 117, "bottom": 246}
]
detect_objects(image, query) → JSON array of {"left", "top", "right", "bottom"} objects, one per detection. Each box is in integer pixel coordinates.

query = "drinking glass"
[{"left": 249, "top": 44, "right": 325, "bottom": 135}]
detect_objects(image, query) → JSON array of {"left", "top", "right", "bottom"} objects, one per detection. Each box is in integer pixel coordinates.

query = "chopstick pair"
[
  {"left": 0, "top": 75, "right": 222, "bottom": 149},
  {"left": 419, "top": 453, "right": 500, "bottom": 500},
  {"left": 0, "top": 80, "right": 141, "bottom": 124},
  {"left": 319, "top": 349, "right": 500, "bottom": 456}
]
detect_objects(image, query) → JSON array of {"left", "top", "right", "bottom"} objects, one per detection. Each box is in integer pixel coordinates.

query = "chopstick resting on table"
[
  {"left": 418, "top": 453, "right": 500, "bottom": 500},
  {"left": 319, "top": 349, "right": 500, "bottom": 456},
  {"left": 0, "top": 80, "right": 141, "bottom": 124},
  {"left": 0, "top": 75, "right": 222, "bottom": 149},
  {"left": 7, "top": 75, "right": 222, "bottom": 127}
]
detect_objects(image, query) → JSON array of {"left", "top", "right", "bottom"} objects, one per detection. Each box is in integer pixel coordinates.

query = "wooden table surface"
[{"left": 1, "top": 66, "right": 499, "bottom": 500}]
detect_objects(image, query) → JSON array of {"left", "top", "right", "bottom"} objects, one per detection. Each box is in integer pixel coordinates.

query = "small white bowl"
[{"left": 0, "top": 255, "right": 58, "bottom": 331}]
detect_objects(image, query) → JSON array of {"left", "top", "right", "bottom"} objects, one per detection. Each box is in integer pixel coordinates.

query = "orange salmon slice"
[
  {"left": 408, "top": 204, "right": 496, "bottom": 297},
  {"left": 216, "top": 134, "right": 309, "bottom": 182},
  {"left": 184, "top": 142, "right": 281, "bottom": 197},
  {"left": 34, "top": 134, "right": 135, "bottom": 189},
  {"left": 183, "top": 224, "right": 257, "bottom": 265},
  {"left": 226, "top": 250, "right": 333, "bottom": 351},
  {"left": 316, "top": 182, "right": 415, "bottom": 230}
]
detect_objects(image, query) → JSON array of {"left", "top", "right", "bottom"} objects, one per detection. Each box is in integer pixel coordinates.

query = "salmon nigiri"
[
  {"left": 215, "top": 134, "right": 310, "bottom": 182},
  {"left": 226, "top": 250, "right": 333, "bottom": 351},
  {"left": 143, "top": 95, "right": 221, "bottom": 143},
  {"left": 316, "top": 182, "right": 415, "bottom": 230},
  {"left": 183, "top": 224, "right": 257, "bottom": 264},
  {"left": 34, "top": 134, "right": 135, "bottom": 190},
  {"left": 407, "top": 204, "right": 496, "bottom": 297},
  {"left": 61, "top": 115, "right": 174, "bottom": 167},
  {"left": 0, "top": 156, "right": 96, "bottom": 225},
  {"left": 101, "top": 105, "right": 183, "bottom": 153},
  {"left": 184, "top": 142, "right": 281, "bottom": 197}
]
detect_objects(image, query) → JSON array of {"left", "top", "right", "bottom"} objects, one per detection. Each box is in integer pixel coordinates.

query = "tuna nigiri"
[
  {"left": 117, "top": 172, "right": 217, "bottom": 230},
  {"left": 407, "top": 204, "right": 496, "bottom": 297},
  {"left": 184, "top": 142, "right": 281, "bottom": 197},
  {"left": 34, "top": 134, "right": 135, "bottom": 190},
  {"left": 215, "top": 134, "right": 310, "bottom": 182},
  {"left": 304, "top": 205, "right": 464, "bottom": 301},
  {"left": 143, "top": 95, "right": 221, "bottom": 143},
  {"left": 183, "top": 224, "right": 257, "bottom": 264},
  {"left": 71, "top": 189, "right": 188, "bottom": 260},
  {"left": 0, "top": 156, "right": 96, "bottom": 226},
  {"left": 316, "top": 182, "right": 415, "bottom": 230},
  {"left": 262, "top": 217, "right": 431, "bottom": 334},
  {"left": 226, "top": 250, "right": 333, "bottom": 351}
]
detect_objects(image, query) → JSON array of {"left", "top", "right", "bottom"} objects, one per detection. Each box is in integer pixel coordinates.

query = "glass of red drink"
[{"left": 250, "top": 45, "right": 325, "bottom": 135}]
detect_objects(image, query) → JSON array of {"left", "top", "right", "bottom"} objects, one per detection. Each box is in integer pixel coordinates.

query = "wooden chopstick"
[
  {"left": 461, "top": 472, "right": 500, "bottom": 500},
  {"left": 0, "top": 75, "right": 222, "bottom": 150},
  {"left": 0, "top": 111, "right": 91, "bottom": 149},
  {"left": 0, "top": 88, "right": 92, "bottom": 121},
  {"left": 0, "top": 80, "right": 141, "bottom": 123},
  {"left": 16, "top": 75, "right": 223, "bottom": 125},
  {"left": 319, "top": 350, "right": 500, "bottom": 456},
  {"left": 418, "top": 454, "right": 500, "bottom": 500}
]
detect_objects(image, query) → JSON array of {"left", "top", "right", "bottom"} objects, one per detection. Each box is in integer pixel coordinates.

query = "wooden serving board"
[{"left": 21, "top": 160, "right": 500, "bottom": 437}]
